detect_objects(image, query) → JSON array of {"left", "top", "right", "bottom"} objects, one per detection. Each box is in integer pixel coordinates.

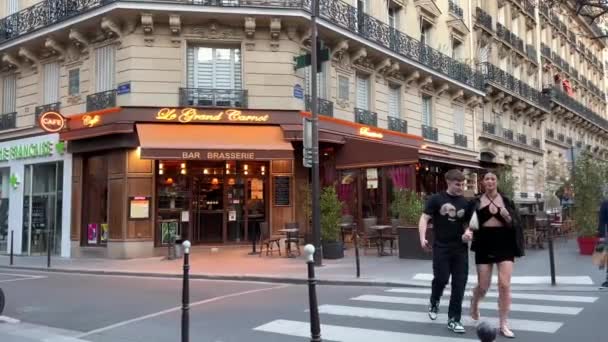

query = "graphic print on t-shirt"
[{"left": 439, "top": 203, "right": 465, "bottom": 221}]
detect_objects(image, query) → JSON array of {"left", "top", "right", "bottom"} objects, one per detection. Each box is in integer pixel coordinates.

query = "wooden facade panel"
[
  {"left": 128, "top": 149, "right": 153, "bottom": 174},
  {"left": 126, "top": 176, "right": 154, "bottom": 239},
  {"left": 271, "top": 159, "right": 293, "bottom": 174},
  {"left": 71, "top": 155, "right": 83, "bottom": 241},
  {"left": 108, "top": 178, "right": 125, "bottom": 240},
  {"left": 108, "top": 150, "right": 126, "bottom": 175},
  {"left": 270, "top": 159, "right": 295, "bottom": 236}
]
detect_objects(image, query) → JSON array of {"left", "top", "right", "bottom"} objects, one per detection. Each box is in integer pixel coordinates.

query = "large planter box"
[{"left": 398, "top": 225, "right": 434, "bottom": 260}]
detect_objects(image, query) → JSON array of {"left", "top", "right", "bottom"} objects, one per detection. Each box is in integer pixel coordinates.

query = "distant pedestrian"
[
  {"left": 598, "top": 198, "right": 608, "bottom": 288},
  {"left": 476, "top": 321, "right": 497, "bottom": 342},
  {"left": 418, "top": 169, "right": 472, "bottom": 334}
]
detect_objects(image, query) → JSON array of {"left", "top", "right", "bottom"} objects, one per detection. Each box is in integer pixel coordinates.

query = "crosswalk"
[{"left": 253, "top": 286, "right": 599, "bottom": 341}]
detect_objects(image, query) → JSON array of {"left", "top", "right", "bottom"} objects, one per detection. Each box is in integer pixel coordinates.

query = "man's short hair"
[{"left": 444, "top": 169, "right": 465, "bottom": 182}]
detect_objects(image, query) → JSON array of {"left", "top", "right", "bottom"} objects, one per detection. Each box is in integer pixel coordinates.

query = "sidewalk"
[{"left": 1, "top": 238, "right": 605, "bottom": 290}]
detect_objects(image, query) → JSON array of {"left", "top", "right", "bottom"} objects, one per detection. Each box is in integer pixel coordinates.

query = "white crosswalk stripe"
[
  {"left": 253, "top": 287, "right": 595, "bottom": 341},
  {"left": 412, "top": 273, "right": 595, "bottom": 285}
]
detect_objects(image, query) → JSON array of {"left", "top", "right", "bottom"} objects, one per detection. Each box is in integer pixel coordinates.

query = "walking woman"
[{"left": 469, "top": 171, "right": 525, "bottom": 338}]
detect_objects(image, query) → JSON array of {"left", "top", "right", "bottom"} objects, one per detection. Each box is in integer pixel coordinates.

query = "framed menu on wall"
[
  {"left": 273, "top": 176, "right": 291, "bottom": 206},
  {"left": 128, "top": 196, "right": 151, "bottom": 220}
]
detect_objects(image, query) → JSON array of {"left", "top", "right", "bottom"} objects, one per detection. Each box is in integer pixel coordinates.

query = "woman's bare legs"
[
  {"left": 471, "top": 263, "right": 492, "bottom": 320},
  {"left": 497, "top": 261, "right": 515, "bottom": 338}
]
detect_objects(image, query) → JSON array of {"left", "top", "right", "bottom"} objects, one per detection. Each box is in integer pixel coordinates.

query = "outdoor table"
[
  {"left": 370, "top": 225, "right": 392, "bottom": 256},
  {"left": 278, "top": 228, "right": 299, "bottom": 258}
]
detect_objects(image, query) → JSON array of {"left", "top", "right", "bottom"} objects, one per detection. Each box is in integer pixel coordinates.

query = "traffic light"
[{"left": 294, "top": 39, "right": 330, "bottom": 73}]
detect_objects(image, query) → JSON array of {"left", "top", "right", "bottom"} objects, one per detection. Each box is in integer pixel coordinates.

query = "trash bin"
[{"left": 174, "top": 236, "right": 183, "bottom": 259}]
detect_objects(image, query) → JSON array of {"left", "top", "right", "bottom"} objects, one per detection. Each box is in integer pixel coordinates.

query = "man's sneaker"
[
  {"left": 601, "top": 280, "right": 608, "bottom": 288},
  {"left": 447, "top": 319, "right": 466, "bottom": 334},
  {"left": 428, "top": 303, "right": 439, "bottom": 320}
]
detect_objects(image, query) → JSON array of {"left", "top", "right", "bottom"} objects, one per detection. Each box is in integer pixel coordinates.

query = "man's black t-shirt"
[{"left": 424, "top": 191, "right": 470, "bottom": 247}]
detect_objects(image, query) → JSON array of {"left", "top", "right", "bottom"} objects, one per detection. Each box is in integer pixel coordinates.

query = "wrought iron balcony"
[
  {"left": 566, "top": 137, "right": 573, "bottom": 145},
  {"left": 539, "top": 3, "right": 550, "bottom": 18},
  {"left": 546, "top": 87, "right": 608, "bottom": 131},
  {"left": 541, "top": 43, "right": 551, "bottom": 59},
  {"left": 524, "top": 0, "right": 535, "bottom": 18},
  {"left": 454, "top": 133, "right": 467, "bottom": 147},
  {"left": 557, "top": 133, "right": 565, "bottom": 142},
  {"left": 86, "top": 90, "right": 117, "bottom": 112},
  {"left": 482, "top": 122, "right": 496, "bottom": 135},
  {"left": 568, "top": 30, "right": 576, "bottom": 42},
  {"left": 179, "top": 88, "right": 247, "bottom": 108},
  {"left": 572, "top": 69, "right": 579, "bottom": 79},
  {"left": 422, "top": 125, "right": 438, "bottom": 141},
  {"left": 532, "top": 138, "right": 541, "bottom": 149},
  {"left": 496, "top": 23, "right": 524, "bottom": 54},
  {"left": 520, "top": 192, "right": 529, "bottom": 199},
  {"left": 503, "top": 128, "right": 514, "bottom": 141},
  {"left": 388, "top": 116, "right": 407, "bottom": 133},
  {"left": 526, "top": 44, "right": 537, "bottom": 62},
  {"left": 354, "top": 108, "right": 377, "bottom": 127},
  {"left": 449, "top": 0, "right": 464, "bottom": 19},
  {"left": 481, "top": 63, "right": 549, "bottom": 109},
  {"left": 517, "top": 133, "right": 527, "bottom": 145},
  {"left": 305, "top": 95, "right": 333, "bottom": 117},
  {"left": 576, "top": 141, "right": 583, "bottom": 148},
  {"left": 475, "top": 7, "right": 493, "bottom": 32},
  {"left": 546, "top": 129, "right": 555, "bottom": 139},
  {"left": 35, "top": 102, "right": 61, "bottom": 121},
  {"left": 0, "top": 112, "right": 17, "bottom": 131}
]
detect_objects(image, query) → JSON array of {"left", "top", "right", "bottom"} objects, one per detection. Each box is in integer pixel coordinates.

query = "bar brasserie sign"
[{"left": 155, "top": 108, "right": 270, "bottom": 123}]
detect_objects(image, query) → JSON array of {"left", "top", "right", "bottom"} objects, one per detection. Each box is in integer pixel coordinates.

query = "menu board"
[
  {"left": 273, "top": 176, "right": 291, "bottom": 206},
  {"left": 129, "top": 196, "right": 151, "bottom": 219}
]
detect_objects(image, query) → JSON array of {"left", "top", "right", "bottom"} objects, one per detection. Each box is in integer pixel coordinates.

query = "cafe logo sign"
[
  {"left": 359, "top": 127, "right": 384, "bottom": 139},
  {"left": 83, "top": 114, "right": 101, "bottom": 127},
  {"left": 39, "top": 111, "right": 66, "bottom": 133},
  {"left": 156, "top": 108, "right": 270, "bottom": 124}
]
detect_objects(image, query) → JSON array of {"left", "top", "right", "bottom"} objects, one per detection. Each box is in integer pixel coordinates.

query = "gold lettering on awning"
[
  {"left": 155, "top": 108, "right": 269, "bottom": 123},
  {"left": 359, "top": 127, "right": 384, "bottom": 139}
]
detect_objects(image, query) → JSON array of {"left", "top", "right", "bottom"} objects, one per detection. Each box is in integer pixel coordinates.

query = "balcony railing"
[
  {"left": 517, "top": 133, "right": 527, "bottom": 145},
  {"left": 179, "top": 88, "right": 247, "bottom": 108},
  {"left": 532, "top": 138, "right": 541, "bottom": 148},
  {"left": 576, "top": 141, "right": 583, "bottom": 148},
  {"left": 541, "top": 43, "right": 551, "bottom": 59},
  {"left": 481, "top": 63, "right": 549, "bottom": 109},
  {"left": 86, "top": 90, "right": 117, "bottom": 112},
  {"left": 496, "top": 23, "right": 524, "bottom": 54},
  {"left": 557, "top": 133, "right": 565, "bottom": 142},
  {"left": 524, "top": 0, "right": 535, "bottom": 18},
  {"left": 388, "top": 116, "right": 407, "bottom": 133},
  {"left": 354, "top": 108, "right": 378, "bottom": 127},
  {"left": 503, "top": 128, "right": 514, "bottom": 141},
  {"left": 568, "top": 30, "right": 576, "bottom": 42},
  {"left": 0, "top": 112, "right": 17, "bottom": 131},
  {"left": 526, "top": 44, "right": 537, "bottom": 62},
  {"left": 546, "top": 87, "right": 608, "bottom": 131},
  {"left": 449, "top": 0, "right": 464, "bottom": 19},
  {"left": 566, "top": 137, "right": 573, "bottom": 145},
  {"left": 454, "top": 133, "right": 467, "bottom": 147},
  {"left": 35, "top": 102, "right": 61, "bottom": 122},
  {"left": 482, "top": 122, "right": 496, "bottom": 135},
  {"left": 539, "top": 3, "right": 550, "bottom": 18},
  {"left": 305, "top": 95, "right": 333, "bottom": 117},
  {"left": 476, "top": 7, "right": 493, "bottom": 31},
  {"left": 422, "top": 125, "right": 438, "bottom": 141},
  {"left": 0, "top": 0, "right": 485, "bottom": 92},
  {"left": 546, "top": 129, "right": 555, "bottom": 139}
]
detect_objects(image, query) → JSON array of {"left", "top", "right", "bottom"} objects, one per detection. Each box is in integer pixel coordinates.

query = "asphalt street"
[{"left": 0, "top": 269, "right": 606, "bottom": 342}]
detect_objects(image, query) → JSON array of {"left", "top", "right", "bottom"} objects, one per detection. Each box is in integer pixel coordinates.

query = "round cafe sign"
[{"left": 39, "top": 111, "right": 66, "bottom": 133}]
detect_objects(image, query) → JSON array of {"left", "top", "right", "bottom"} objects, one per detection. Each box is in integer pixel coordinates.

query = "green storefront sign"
[{"left": 0, "top": 141, "right": 63, "bottom": 162}]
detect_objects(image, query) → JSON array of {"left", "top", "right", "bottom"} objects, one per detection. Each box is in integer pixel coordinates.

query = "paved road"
[{"left": 0, "top": 269, "right": 606, "bottom": 341}]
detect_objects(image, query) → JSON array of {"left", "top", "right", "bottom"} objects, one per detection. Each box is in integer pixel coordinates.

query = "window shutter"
[
  {"left": 43, "top": 62, "right": 60, "bottom": 104},
  {"left": 2, "top": 75, "right": 16, "bottom": 114},
  {"left": 186, "top": 46, "right": 196, "bottom": 88},
  {"left": 189, "top": 47, "right": 241, "bottom": 90},
  {"left": 214, "top": 48, "right": 233, "bottom": 89},
  {"left": 95, "top": 45, "right": 115, "bottom": 92},
  {"left": 6, "top": 0, "right": 18, "bottom": 15},
  {"left": 356, "top": 75, "right": 369, "bottom": 110},
  {"left": 422, "top": 96, "right": 432, "bottom": 126},
  {"left": 454, "top": 106, "right": 465, "bottom": 135},
  {"left": 388, "top": 86, "right": 400, "bottom": 117}
]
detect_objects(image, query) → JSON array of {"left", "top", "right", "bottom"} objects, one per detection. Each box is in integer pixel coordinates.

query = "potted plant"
[
  {"left": 320, "top": 185, "right": 344, "bottom": 259},
  {"left": 390, "top": 189, "right": 426, "bottom": 259},
  {"left": 573, "top": 152, "right": 605, "bottom": 255}
]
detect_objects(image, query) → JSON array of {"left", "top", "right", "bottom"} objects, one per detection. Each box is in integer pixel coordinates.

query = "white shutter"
[
  {"left": 214, "top": 48, "right": 233, "bottom": 89},
  {"left": 2, "top": 75, "right": 16, "bottom": 114},
  {"left": 43, "top": 62, "right": 60, "bottom": 104},
  {"left": 356, "top": 75, "right": 369, "bottom": 110},
  {"left": 189, "top": 47, "right": 241, "bottom": 90},
  {"left": 388, "top": 86, "right": 400, "bottom": 117},
  {"left": 95, "top": 45, "right": 115, "bottom": 92},
  {"left": 454, "top": 106, "right": 465, "bottom": 135},
  {"left": 422, "top": 96, "right": 432, "bottom": 126},
  {"left": 186, "top": 47, "right": 196, "bottom": 88},
  {"left": 195, "top": 47, "right": 214, "bottom": 89},
  {"left": 6, "top": 0, "right": 18, "bottom": 15}
]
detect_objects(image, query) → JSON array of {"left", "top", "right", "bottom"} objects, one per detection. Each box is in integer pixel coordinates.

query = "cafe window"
[
  {"left": 82, "top": 155, "right": 108, "bottom": 246},
  {"left": 362, "top": 168, "right": 383, "bottom": 219},
  {"left": 0, "top": 168, "right": 9, "bottom": 253},
  {"left": 187, "top": 46, "right": 242, "bottom": 90}
]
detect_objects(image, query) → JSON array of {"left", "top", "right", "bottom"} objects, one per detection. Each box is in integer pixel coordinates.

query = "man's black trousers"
[{"left": 430, "top": 244, "right": 468, "bottom": 321}]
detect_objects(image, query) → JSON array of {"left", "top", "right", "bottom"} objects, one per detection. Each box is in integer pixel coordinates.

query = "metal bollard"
[
  {"left": 304, "top": 244, "right": 322, "bottom": 342},
  {"left": 353, "top": 232, "right": 360, "bottom": 278},
  {"left": 181, "top": 240, "right": 191, "bottom": 342},
  {"left": 10, "top": 230, "right": 14, "bottom": 266},
  {"left": 548, "top": 225, "right": 556, "bottom": 286},
  {"left": 47, "top": 229, "right": 52, "bottom": 268}
]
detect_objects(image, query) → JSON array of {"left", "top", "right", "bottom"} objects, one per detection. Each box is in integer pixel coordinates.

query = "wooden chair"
[
  {"left": 259, "top": 222, "right": 281, "bottom": 257},
  {"left": 360, "top": 217, "right": 380, "bottom": 255},
  {"left": 284, "top": 222, "right": 301, "bottom": 256}
]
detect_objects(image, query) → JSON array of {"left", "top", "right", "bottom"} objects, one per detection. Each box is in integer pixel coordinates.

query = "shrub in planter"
[
  {"left": 320, "top": 185, "right": 344, "bottom": 259},
  {"left": 573, "top": 152, "right": 605, "bottom": 255},
  {"left": 389, "top": 188, "right": 424, "bottom": 226}
]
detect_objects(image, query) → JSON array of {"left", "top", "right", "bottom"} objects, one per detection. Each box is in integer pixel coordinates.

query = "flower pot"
[
  {"left": 577, "top": 236, "right": 598, "bottom": 255},
  {"left": 322, "top": 241, "right": 344, "bottom": 259}
]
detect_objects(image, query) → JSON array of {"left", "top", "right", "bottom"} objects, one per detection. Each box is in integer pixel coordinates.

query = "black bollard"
[
  {"left": 10, "top": 230, "right": 13, "bottom": 266},
  {"left": 304, "top": 244, "right": 322, "bottom": 342},
  {"left": 548, "top": 223, "right": 556, "bottom": 286},
  {"left": 181, "top": 240, "right": 191, "bottom": 342},
  {"left": 353, "top": 232, "right": 360, "bottom": 278},
  {"left": 248, "top": 222, "right": 260, "bottom": 255},
  {"left": 47, "top": 229, "right": 52, "bottom": 268}
]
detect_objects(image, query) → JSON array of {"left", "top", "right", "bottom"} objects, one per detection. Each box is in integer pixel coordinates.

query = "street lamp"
[{"left": 310, "top": 0, "right": 322, "bottom": 266}]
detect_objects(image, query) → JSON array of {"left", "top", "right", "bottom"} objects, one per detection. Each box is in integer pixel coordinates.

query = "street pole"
[
  {"left": 47, "top": 229, "right": 52, "bottom": 268},
  {"left": 181, "top": 240, "right": 191, "bottom": 342},
  {"left": 305, "top": 244, "right": 322, "bottom": 342},
  {"left": 10, "top": 230, "right": 13, "bottom": 266},
  {"left": 310, "top": 0, "right": 322, "bottom": 266},
  {"left": 353, "top": 230, "right": 360, "bottom": 278},
  {"left": 548, "top": 221, "right": 556, "bottom": 286}
]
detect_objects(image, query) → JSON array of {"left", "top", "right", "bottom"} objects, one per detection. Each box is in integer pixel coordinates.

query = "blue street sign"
[
  {"left": 293, "top": 84, "right": 304, "bottom": 99},
  {"left": 117, "top": 82, "right": 131, "bottom": 95}
]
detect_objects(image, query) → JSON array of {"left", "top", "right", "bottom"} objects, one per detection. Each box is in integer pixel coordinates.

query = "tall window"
[
  {"left": 2, "top": 75, "right": 16, "bottom": 114},
  {"left": 388, "top": 86, "right": 400, "bottom": 118},
  {"left": 388, "top": 5, "right": 399, "bottom": 29},
  {"left": 43, "top": 62, "right": 60, "bottom": 104},
  {"left": 452, "top": 39, "right": 463, "bottom": 60},
  {"left": 420, "top": 20, "right": 432, "bottom": 45},
  {"left": 305, "top": 62, "right": 326, "bottom": 99},
  {"left": 187, "top": 46, "right": 242, "bottom": 90},
  {"left": 5, "top": 0, "right": 18, "bottom": 15},
  {"left": 453, "top": 105, "right": 465, "bottom": 135},
  {"left": 422, "top": 95, "right": 432, "bottom": 126},
  {"left": 358, "top": 0, "right": 369, "bottom": 13},
  {"left": 95, "top": 45, "right": 116, "bottom": 92},
  {"left": 355, "top": 74, "right": 370, "bottom": 110},
  {"left": 338, "top": 75, "right": 349, "bottom": 101},
  {"left": 69, "top": 69, "right": 80, "bottom": 96}
]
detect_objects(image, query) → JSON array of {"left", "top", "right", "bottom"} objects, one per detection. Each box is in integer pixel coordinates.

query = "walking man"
[
  {"left": 598, "top": 197, "right": 608, "bottom": 288},
  {"left": 419, "top": 169, "right": 473, "bottom": 333}
]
